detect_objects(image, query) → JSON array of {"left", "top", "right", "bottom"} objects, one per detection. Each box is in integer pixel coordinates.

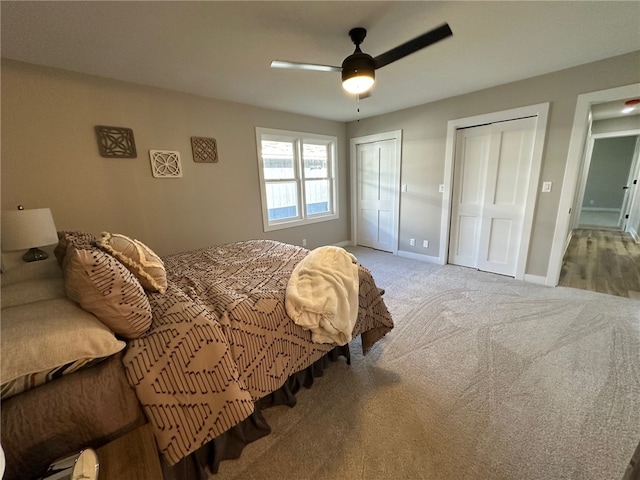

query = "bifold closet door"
[
  {"left": 356, "top": 140, "right": 397, "bottom": 252},
  {"left": 449, "top": 117, "right": 536, "bottom": 276}
]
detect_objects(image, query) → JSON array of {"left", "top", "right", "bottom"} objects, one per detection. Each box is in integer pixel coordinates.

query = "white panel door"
[
  {"left": 449, "top": 125, "right": 492, "bottom": 268},
  {"left": 449, "top": 117, "right": 536, "bottom": 276},
  {"left": 477, "top": 117, "right": 536, "bottom": 275},
  {"left": 356, "top": 140, "right": 397, "bottom": 252}
]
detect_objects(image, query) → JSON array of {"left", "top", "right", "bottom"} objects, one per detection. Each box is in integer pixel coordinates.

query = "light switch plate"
[{"left": 542, "top": 181, "right": 552, "bottom": 193}]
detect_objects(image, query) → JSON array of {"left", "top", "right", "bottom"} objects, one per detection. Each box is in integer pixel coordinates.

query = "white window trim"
[{"left": 256, "top": 127, "right": 339, "bottom": 232}]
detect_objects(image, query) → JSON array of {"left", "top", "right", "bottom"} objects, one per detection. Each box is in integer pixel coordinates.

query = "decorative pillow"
[
  {"left": 1, "top": 277, "right": 66, "bottom": 308},
  {"left": 54, "top": 231, "right": 97, "bottom": 266},
  {"left": 0, "top": 297, "right": 126, "bottom": 400},
  {"left": 97, "top": 232, "right": 167, "bottom": 294},
  {"left": 63, "top": 245, "right": 153, "bottom": 339}
]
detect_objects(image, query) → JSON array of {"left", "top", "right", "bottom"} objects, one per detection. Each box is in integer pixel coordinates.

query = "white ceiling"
[{"left": 2, "top": 1, "right": 639, "bottom": 122}]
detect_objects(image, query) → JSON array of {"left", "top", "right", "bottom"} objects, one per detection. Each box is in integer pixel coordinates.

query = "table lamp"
[{"left": 1, "top": 206, "right": 59, "bottom": 262}]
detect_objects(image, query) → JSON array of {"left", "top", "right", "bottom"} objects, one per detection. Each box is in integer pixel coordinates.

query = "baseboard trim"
[
  {"left": 397, "top": 250, "right": 441, "bottom": 264},
  {"left": 563, "top": 229, "right": 573, "bottom": 258},
  {"left": 334, "top": 240, "right": 351, "bottom": 248},
  {"left": 524, "top": 274, "right": 548, "bottom": 286},
  {"left": 581, "top": 207, "right": 620, "bottom": 212},
  {"left": 629, "top": 228, "right": 640, "bottom": 243}
]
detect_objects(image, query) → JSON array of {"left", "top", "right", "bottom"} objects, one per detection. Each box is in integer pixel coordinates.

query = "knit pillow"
[{"left": 97, "top": 232, "right": 167, "bottom": 294}]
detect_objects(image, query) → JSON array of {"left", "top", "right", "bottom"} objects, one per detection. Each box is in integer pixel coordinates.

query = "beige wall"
[
  {"left": 4, "top": 52, "right": 640, "bottom": 277},
  {"left": 1, "top": 60, "right": 348, "bottom": 257},
  {"left": 347, "top": 51, "right": 640, "bottom": 278}
]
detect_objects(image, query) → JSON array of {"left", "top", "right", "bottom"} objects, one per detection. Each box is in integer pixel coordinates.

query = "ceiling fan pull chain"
[{"left": 357, "top": 93, "right": 361, "bottom": 122}]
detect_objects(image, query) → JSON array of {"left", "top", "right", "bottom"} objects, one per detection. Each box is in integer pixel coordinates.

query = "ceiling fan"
[{"left": 271, "top": 23, "right": 453, "bottom": 95}]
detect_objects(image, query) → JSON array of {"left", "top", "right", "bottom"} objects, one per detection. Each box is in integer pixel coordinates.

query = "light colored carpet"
[{"left": 214, "top": 246, "right": 640, "bottom": 480}]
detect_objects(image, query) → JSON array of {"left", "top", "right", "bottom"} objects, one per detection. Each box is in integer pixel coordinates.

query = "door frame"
[
  {"left": 440, "top": 103, "right": 550, "bottom": 281},
  {"left": 572, "top": 130, "right": 640, "bottom": 230},
  {"left": 350, "top": 130, "right": 402, "bottom": 254},
  {"left": 547, "top": 83, "right": 640, "bottom": 286},
  {"left": 622, "top": 137, "right": 640, "bottom": 233}
]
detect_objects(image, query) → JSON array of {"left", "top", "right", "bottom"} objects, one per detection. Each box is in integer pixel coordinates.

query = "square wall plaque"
[
  {"left": 95, "top": 126, "right": 137, "bottom": 158},
  {"left": 191, "top": 136, "right": 218, "bottom": 163},
  {"left": 149, "top": 150, "right": 183, "bottom": 178}
]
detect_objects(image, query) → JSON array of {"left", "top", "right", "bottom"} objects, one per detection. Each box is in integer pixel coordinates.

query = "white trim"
[
  {"left": 397, "top": 250, "right": 441, "bottom": 264},
  {"left": 333, "top": 240, "right": 351, "bottom": 248},
  {"left": 255, "top": 127, "right": 339, "bottom": 232},
  {"left": 623, "top": 137, "right": 640, "bottom": 232},
  {"left": 440, "top": 103, "right": 550, "bottom": 282},
  {"left": 592, "top": 129, "right": 640, "bottom": 139},
  {"left": 547, "top": 83, "right": 640, "bottom": 286},
  {"left": 563, "top": 228, "right": 574, "bottom": 261},
  {"left": 350, "top": 130, "right": 402, "bottom": 255},
  {"left": 570, "top": 135, "right": 596, "bottom": 229},
  {"left": 570, "top": 127, "right": 640, "bottom": 229},
  {"left": 523, "top": 274, "right": 548, "bottom": 286},
  {"left": 581, "top": 207, "right": 621, "bottom": 213}
]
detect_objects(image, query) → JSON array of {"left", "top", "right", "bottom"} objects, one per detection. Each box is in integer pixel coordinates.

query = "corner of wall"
[{"left": 397, "top": 250, "right": 441, "bottom": 264}]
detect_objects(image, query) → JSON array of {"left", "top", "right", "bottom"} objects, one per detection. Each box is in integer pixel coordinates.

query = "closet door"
[
  {"left": 356, "top": 139, "right": 398, "bottom": 252},
  {"left": 449, "top": 117, "right": 536, "bottom": 276},
  {"left": 448, "top": 124, "right": 492, "bottom": 268}
]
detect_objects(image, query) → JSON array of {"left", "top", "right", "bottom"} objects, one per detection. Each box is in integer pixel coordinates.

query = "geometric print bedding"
[{"left": 123, "top": 240, "right": 393, "bottom": 466}]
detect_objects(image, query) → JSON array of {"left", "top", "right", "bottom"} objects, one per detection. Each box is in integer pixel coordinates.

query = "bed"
[{"left": 1, "top": 232, "right": 393, "bottom": 480}]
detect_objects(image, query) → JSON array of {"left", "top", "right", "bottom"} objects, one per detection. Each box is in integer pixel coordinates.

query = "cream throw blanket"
[{"left": 285, "top": 246, "right": 359, "bottom": 346}]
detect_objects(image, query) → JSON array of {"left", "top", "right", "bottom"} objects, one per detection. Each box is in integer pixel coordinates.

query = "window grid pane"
[
  {"left": 266, "top": 181, "right": 299, "bottom": 221},
  {"left": 262, "top": 140, "right": 295, "bottom": 180},
  {"left": 303, "top": 143, "right": 329, "bottom": 179},
  {"left": 305, "top": 179, "right": 331, "bottom": 215}
]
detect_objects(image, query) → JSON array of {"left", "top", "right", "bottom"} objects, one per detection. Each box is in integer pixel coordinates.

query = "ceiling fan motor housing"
[{"left": 341, "top": 52, "right": 376, "bottom": 83}]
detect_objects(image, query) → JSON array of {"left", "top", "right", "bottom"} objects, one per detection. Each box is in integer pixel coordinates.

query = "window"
[{"left": 256, "top": 127, "right": 338, "bottom": 231}]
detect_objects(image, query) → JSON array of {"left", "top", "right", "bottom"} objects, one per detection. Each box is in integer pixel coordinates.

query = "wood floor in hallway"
[{"left": 559, "top": 228, "right": 640, "bottom": 299}]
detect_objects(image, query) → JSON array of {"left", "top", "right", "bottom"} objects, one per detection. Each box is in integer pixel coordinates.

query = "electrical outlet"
[
  {"left": 423, "top": 240, "right": 429, "bottom": 248},
  {"left": 302, "top": 239, "right": 307, "bottom": 247},
  {"left": 410, "top": 238, "right": 416, "bottom": 247},
  {"left": 439, "top": 184, "right": 445, "bottom": 193}
]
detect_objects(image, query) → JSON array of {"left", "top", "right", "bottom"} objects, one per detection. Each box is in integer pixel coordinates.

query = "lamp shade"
[
  {"left": 341, "top": 52, "right": 375, "bottom": 94},
  {"left": 1, "top": 208, "right": 58, "bottom": 252}
]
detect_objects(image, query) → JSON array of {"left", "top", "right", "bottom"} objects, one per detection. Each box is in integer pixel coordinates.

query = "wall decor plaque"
[
  {"left": 191, "top": 136, "right": 218, "bottom": 163},
  {"left": 149, "top": 150, "right": 183, "bottom": 178},
  {"left": 95, "top": 126, "right": 137, "bottom": 158}
]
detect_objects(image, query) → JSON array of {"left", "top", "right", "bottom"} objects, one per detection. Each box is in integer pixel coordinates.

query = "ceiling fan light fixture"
[
  {"left": 341, "top": 52, "right": 375, "bottom": 94},
  {"left": 342, "top": 72, "right": 375, "bottom": 94},
  {"left": 271, "top": 23, "right": 452, "bottom": 96}
]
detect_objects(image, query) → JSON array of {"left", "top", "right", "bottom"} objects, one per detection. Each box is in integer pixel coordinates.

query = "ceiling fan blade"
[
  {"left": 270, "top": 60, "right": 341, "bottom": 72},
  {"left": 373, "top": 23, "right": 452, "bottom": 70}
]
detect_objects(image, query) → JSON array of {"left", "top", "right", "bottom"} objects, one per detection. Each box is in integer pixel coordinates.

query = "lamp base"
[{"left": 22, "top": 248, "right": 49, "bottom": 262}]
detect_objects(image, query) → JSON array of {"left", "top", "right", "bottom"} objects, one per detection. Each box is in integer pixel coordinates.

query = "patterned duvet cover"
[{"left": 123, "top": 240, "right": 393, "bottom": 465}]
